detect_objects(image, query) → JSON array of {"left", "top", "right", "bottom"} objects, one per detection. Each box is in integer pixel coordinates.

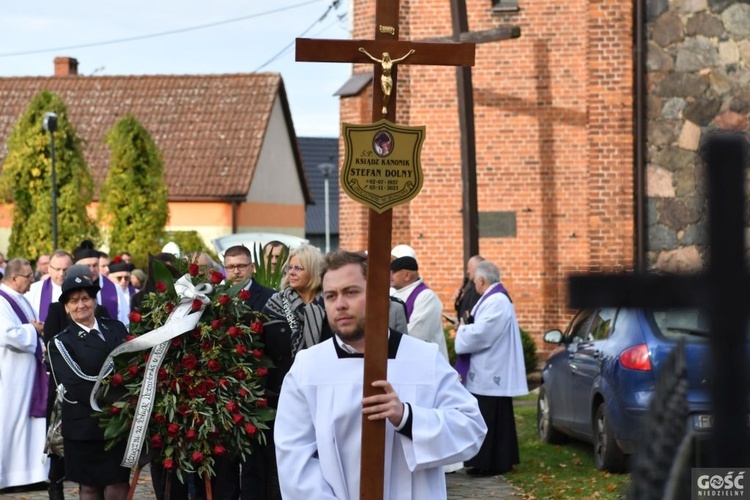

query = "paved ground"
[{"left": 0, "top": 465, "right": 522, "bottom": 499}]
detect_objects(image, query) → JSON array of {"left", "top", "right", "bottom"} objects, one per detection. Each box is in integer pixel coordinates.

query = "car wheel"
[
  {"left": 537, "top": 385, "right": 566, "bottom": 444},
  {"left": 593, "top": 402, "right": 628, "bottom": 472}
]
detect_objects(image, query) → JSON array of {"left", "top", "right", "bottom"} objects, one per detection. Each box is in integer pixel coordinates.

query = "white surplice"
[
  {"left": 275, "top": 332, "right": 487, "bottom": 500},
  {"left": 0, "top": 284, "right": 49, "bottom": 489}
]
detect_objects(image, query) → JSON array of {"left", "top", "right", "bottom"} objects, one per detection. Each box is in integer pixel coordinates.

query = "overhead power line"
[{"left": 0, "top": 0, "right": 321, "bottom": 58}]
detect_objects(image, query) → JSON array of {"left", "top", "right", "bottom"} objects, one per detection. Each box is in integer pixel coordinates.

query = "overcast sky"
[{"left": 0, "top": 0, "right": 352, "bottom": 138}]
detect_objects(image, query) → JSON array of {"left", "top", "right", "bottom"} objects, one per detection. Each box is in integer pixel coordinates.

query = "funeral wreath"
[{"left": 94, "top": 259, "right": 274, "bottom": 483}]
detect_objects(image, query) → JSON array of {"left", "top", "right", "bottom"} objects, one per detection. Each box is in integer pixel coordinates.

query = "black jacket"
[
  {"left": 48, "top": 317, "right": 128, "bottom": 440},
  {"left": 245, "top": 279, "right": 275, "bottom": 313}
]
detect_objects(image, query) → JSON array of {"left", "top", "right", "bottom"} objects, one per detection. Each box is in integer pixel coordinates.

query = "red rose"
[
  {"left": 235, "top": 345, "right": 248, "bottom": 356},
  {"left": 169, "top": 380, "right": 179, "bottom": 392},
  {"left": 154, "top": 413, "right": 167, "bottom": 423},
  {"left": 192, "top": 327, "right": 201, "bottom": 339},
  {"left": 166, "top": 302, "right": 175, "bottom": 313},
  {"left": 218, "top": 294, "right": 231, "bottom": 306},
  {"left": 188, "top": 263, "right": 200, "bottom": 276},
  {"left": 209, "top": 270, "right": 224, "bottom": 284},
  {"left": 236, "top": 369, "right": 246, "bottom": 380},
  {"left": 163, "top": 458, "right": 174, "bottom": 470},
  {"left": 205, "top": 393, "right": 216, "bottom": 405},
  {"left": 218, "top": 378, "right": 229, "bottom": 389},
  {"left": 167, "top": 423, "right": 180, "bottom": 438},
  {"left": 245, "top": 423, "right": 257, "bottom": 436},
  {"left": 226, "top": 401, "right": 238, "bottom": 413},
  {"left": 201, "top": 341, "right": 213, "bottom": 352},
  {"left": 158, "top": 368, "right": 168, "bottom": 380},
  {"left": 182, "top": 374, "right": 193, "bottom": 385},
  {"left": 227, "top": 326, "right": 241, "bottom": 338},
  {"left": 191, "top": 451, "right": 204, "bottom": 464},
  {"left": 257, "top": 367, "right": 268, "bottom": 377},
  {"left": 211, "top": 319, "right": 222, "bottom": 329},
  {"left": 252, "top": 349, "right": 263, "bottom": 359},
  {"left": 213, "top": 445, "right": 227, "bottom": 456},
  {"left": 125, "top": 334, "right": 136, "bottom": 341},
  {"left": 238, "top": 289, "right": 251, "bottom": 301},
  {"left": 207, "top": 359, "right": 221, "bottom": 372},
  {"left": 127, "top": 365, "right": 139, "bottom": 378},
  {"left": 251, "top": 320, "right": 263, "bottom": 334},
  {"left": 182, "top": 355, "right": 198, "bottom": 370},
  {"left": 195, "top": 415, "right": 205, "bottom": 426},
  {"left": 204, "top": 378, "right": 216, "bottom": 390},
  {"left": 185, "top": 429, "right": 197, "bottom": 441},
  {"left": 239, "top": 388, "right": 249, "bottom": 398},
  {"left": 111, "top": 373, "right": 124, "bottom": 387},
  {"left": 155, "top": 281, "right": 167, "bottom": 293},
  {"left": 109, "top": 406, "right": 121, "bottom": 415},
  {"left": 187, "top": 387, "right": 197, "bottom": 398},
  {"left": 196, "top": 382, "right": 208, "bottom": 396},
  {"left": 177, "top": 405, "right": 191, "bottom": 416},
  {"left": 171, "top": 337, "right": 181, "bottom": 347},
  {"left": 191, "top": 299, "right": 203, "bottom": 312},
  {"left": 128, "top": 312, "right": 142, "bottom": 323},
  {"left": 257, "top": 398, "right": 268, "bottom": 407},
  {"left": 232, "top": 413, "right": 244, "bottom": 425},
  {"left": 113, "top": 255, "right": 123, "bottom": 264},
  {"left": 150, "top": 434, "right": 163, "bottom": 448}
]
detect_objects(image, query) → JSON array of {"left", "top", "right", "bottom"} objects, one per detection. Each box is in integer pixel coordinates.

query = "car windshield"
[{"left": 649, "top": 308, "right": 724, "bottom": 339}]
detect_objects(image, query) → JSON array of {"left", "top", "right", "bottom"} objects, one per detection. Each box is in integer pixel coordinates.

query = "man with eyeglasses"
[
  {"left": 0, "top": 258, "right": 49, "bottom": 493},
  {"left": 217, "top": 245, "right": 275, "bottom": 499},
  {"left": 26, "top": 250, "right": 72, "bottom": 323}
]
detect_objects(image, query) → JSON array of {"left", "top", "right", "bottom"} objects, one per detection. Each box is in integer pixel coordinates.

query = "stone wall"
[{"left": 647, "top": 0, "right": 750, "bottom": 272}]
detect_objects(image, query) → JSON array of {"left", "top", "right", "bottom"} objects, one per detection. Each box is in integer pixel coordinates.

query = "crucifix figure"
[
  {"left": 357, "top": 48, "right": 415, "bottom": 114},
  {"left": 296, "top": 0, "right": 475, "bottom": 497}
]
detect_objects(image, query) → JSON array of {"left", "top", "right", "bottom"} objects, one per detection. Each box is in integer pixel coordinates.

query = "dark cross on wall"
[{"left": 569, "top": 132, "right": 750, "bottom": 467}]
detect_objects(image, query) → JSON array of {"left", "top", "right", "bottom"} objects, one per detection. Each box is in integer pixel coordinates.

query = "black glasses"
[
  {"left": 225, "top": 263, "right": 250, "bottom": 272},
  {"left": 114, "top": 275, "right": 130, "bottom": 282}
]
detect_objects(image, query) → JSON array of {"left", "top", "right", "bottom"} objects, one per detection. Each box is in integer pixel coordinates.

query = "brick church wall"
[{"left": 340, "top": 0, "right": 635, "bottom": 358}]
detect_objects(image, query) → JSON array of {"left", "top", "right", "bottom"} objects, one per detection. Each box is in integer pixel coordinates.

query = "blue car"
[{"left": 536, "top": 307, "right": 726, "bottom": 472}]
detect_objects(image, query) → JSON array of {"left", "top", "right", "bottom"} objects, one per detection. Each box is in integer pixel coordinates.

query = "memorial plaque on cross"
[{"left": 296, "top": 1, "right": 475, "bottom": 498}]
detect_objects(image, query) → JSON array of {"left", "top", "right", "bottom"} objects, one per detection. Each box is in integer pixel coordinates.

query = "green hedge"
[{"left": 444, "top": 325, "right": 538, "bottom": 374}]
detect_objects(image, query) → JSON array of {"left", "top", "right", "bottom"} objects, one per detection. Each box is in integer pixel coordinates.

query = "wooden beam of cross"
[
  {"left": 296, "top": 1, "right": 474, "bottom": 498},
  {"left": 569, "top": 132, "right": 750, "bottom": 467}
]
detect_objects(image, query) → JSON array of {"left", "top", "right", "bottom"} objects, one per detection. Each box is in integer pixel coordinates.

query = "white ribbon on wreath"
[{"left": 90, "top": 275, "right": 213, "bottom": 468}]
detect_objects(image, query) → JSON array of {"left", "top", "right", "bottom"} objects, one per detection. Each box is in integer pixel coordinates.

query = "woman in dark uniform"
[{"left": 48, "top": 274, "right": 129, "bottom": 500}]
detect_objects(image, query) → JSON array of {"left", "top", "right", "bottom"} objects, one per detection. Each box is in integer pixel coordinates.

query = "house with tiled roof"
[{"left": 0, "top": 57, "right": 312, "bottom": 253}]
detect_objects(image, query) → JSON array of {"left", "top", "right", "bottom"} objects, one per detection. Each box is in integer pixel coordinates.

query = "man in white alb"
[{"left": 275, "top": 251, "right": 486, "bottom": 499}]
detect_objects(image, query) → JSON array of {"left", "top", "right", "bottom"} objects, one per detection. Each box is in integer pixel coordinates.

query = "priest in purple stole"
[
  {"left": 0, "top": 258, "right": 49, "bottom": 490},
  {"left": 454, "top": 260, "right": 528, "bottom": 476},
  {"left": 25, "top": 250, "right": 73, "bottom": 322}
]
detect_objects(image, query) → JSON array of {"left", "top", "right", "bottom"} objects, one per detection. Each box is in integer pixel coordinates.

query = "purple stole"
[
  {"left": 0, "top": 288, "right": 48, "bottom": 417},
  {"left": 100, "top": 277, "right": 119, "bottom": 319},
  {"left": 39, "top": 278, "right": 53, "bottom": 322},
  {"left": 454, "top": 282, "right": 511, "bottom": 385},
  {"left": 404, "top": 282, "right": 429, "bottom": 321}
]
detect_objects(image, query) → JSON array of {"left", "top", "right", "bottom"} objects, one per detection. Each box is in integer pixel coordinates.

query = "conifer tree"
[
  {"left": 0, "top": 91, "right": 98, "bottom": 259},
  {"left": 99, "top": 114, "right": 168, "bottom": 266}
]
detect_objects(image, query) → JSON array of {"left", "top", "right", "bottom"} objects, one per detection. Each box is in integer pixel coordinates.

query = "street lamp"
[
  {"left": 318, "top": 163, "right": 335, "bottom": 253},
  {"left": 43, "top": 112, "right": 58, "bottom": 249}
]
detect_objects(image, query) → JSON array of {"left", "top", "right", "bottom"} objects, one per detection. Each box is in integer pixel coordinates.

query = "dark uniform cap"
[
  {"left": 390, "top": 256, "right": 418, "bottom": 272},
  {"left": 60, "top": 274, "right": 100, "bottom": 304}
]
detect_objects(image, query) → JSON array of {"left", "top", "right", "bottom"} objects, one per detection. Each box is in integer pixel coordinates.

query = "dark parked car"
[{"left": 537, "top": 307, "right": 735, "bottom": 472}]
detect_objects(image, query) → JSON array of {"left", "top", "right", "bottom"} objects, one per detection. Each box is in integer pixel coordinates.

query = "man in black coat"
[{"left": 217, "top": 245, "right": 275, "bottom": 500}]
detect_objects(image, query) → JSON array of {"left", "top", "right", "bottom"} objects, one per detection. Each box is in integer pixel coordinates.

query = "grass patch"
[{"left": 505, "top": 393, "right": 631, "bottom": 499}]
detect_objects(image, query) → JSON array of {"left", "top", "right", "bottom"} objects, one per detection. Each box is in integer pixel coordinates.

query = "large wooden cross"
[{"left": 296, "top": 1, "right": 475, "bottom": 497}]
